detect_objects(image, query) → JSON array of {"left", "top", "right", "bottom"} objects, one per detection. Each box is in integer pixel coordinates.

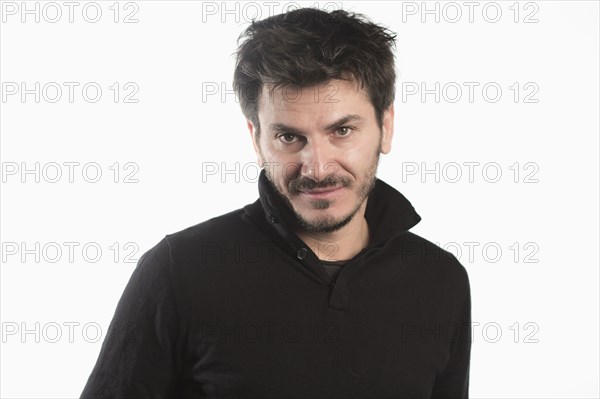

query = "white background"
[{"left": 1, "top": 0, "right": 599, "bottom": 397}]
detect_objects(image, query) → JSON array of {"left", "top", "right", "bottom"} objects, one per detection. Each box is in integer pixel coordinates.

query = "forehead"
[{"left": 258, "top": 78, "right": 372, "bottom": 120}]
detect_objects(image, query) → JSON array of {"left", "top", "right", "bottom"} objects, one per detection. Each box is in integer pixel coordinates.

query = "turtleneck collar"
[{"left": 244, "top": 168, "right": 421, "bottom": 253}]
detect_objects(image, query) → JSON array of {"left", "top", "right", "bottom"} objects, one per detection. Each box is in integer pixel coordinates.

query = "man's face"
[{"left": 248, "top": 78, "right": 394, "bottom": 234}]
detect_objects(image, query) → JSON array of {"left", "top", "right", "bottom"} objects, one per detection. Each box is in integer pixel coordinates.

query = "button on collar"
[{"left": 297, "top": 247, "right": 308, "bottom": 259}]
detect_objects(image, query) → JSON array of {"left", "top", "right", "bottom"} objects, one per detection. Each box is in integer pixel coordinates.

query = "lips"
[
  {"left": 302, "top": 187, "right": 341, "bottom": 194},
  {"left": 299, "top": 186, "right": 344, "bottom": 198}
]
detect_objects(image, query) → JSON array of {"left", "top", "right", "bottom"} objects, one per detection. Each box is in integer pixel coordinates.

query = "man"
[{"left": 81, "top": 7, "right": 471, "bottom": 398}]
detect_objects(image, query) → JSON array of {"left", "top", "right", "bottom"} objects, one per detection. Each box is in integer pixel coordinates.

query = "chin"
[{"left": 297, "top": 210, "right": 356, "bottom": 234}]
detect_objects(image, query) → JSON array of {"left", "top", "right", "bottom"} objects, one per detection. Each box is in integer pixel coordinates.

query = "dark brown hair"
[{"left": 233, "top": 7, "right": 397, "bottom": 138}]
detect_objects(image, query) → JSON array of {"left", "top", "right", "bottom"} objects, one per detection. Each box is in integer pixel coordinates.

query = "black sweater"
[{"left": 81, "top": 169, "right": 471, "bottom": 398}]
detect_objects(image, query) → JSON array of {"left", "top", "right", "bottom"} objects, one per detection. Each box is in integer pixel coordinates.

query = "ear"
[
  {"left": 380, "top": 104, "right": 394, "bottom": 154},
  {"left": 247, "top": 120, "right": 262, "bottom": 165}
]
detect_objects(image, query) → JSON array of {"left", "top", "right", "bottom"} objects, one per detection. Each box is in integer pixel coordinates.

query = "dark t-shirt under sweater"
[{"left": 321, "top": 259, "right": 346, "bottom": 282}]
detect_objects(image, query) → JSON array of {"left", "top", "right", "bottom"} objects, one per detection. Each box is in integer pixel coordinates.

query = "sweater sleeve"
[
  {"left": 431, "top": 260, "right": 472, "bottom": 398},
  {"left": 80, "top": 237, "right": 182, "bottom": 398}
]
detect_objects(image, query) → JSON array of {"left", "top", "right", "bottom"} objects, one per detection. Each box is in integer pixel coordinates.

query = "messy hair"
[{"left": 233, "top": 7, "right": 397, "bottom": 138}]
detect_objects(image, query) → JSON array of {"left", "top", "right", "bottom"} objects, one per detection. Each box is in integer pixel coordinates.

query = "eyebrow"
[
  {"left": 267, "top": 114, "right": 364, "bottom": 136},
  {"left": 324, "top": 114, "right": 363, "bottom": 132}
]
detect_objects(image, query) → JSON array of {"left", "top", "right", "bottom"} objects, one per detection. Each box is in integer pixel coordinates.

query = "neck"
[{"left": 294, "top": 201, "right": 370, "bottom": 262}]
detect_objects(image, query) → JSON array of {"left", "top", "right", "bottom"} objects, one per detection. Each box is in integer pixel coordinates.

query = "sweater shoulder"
[
  {"left": 165, "top": 207, "right": 248, "bottom": 244},
  {"left": 161, "top": 205, "right": 262, "bottom": 265},
  {"left": 395, "top": 231, "right": 470, "bottom": 289}
]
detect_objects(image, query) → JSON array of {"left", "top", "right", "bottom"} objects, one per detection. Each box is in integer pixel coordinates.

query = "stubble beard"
[{"left": 262, "top": 144, "right": 381, "bottom": 234}]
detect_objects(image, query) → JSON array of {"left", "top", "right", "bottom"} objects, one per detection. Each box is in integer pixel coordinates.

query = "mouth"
[{"left": 299, "top": 186, "right": 344, "bottom": 199}]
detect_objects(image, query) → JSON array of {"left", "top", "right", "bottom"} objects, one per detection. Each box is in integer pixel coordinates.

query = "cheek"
[
  {"left": 265, "top": 160, "right": 301, "bottom": 190},
  {"left": 278, "top": 164, "right": 299, "bottom": 185},
  {"left": 339, "top": 149, "right": 372, "bottom": 175},
  {"left": 262, "top": 151, "right": 301, "bottom": 181}
]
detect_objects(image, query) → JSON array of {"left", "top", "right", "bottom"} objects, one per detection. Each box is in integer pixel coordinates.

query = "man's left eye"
[{"left": 336, "top": 127, "right": 352, "bottom": 136}]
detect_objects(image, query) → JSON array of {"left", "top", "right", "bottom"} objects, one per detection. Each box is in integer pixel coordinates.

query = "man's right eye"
[{"left": 278, "top": 133, "right": 298, "bottom": 144}]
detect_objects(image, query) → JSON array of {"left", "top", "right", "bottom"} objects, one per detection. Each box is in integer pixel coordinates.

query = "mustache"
[{"left": 288, "top": 174, "right": 352, "bottom": 193}]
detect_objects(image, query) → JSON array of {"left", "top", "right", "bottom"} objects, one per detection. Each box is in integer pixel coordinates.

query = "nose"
[{"left": 299, "top": 136, "right": 338, "bottom": 182}]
